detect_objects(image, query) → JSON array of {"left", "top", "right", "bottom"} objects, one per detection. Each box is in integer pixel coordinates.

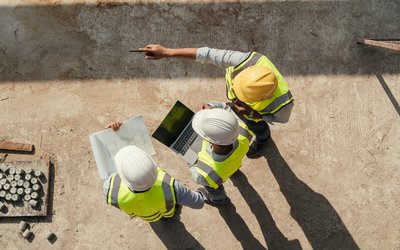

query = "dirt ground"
[{"left": 1, "top": 0, "right": 399, "bottom": 249}]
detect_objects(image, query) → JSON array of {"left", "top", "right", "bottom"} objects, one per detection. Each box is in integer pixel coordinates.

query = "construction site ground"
[{"left": 0, "top": 1, "right": 399, "bottom": 249}]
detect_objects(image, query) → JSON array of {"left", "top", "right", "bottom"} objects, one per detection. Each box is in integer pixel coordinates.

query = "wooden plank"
[
  {"left": 357, "top": 38, "right": 400, "bottom": 52},
  {"left": 0, "top": 142, "right": 34, "bottom": 152}
]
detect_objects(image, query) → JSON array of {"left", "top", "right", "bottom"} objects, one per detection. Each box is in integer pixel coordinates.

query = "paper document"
[{"left": 89, "top": 115, "right": 155, "bottom": 179}]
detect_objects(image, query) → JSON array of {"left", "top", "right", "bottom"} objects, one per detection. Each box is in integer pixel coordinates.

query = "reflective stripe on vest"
[
  {"left": 162, "top": 174, "right": 174, "bottom": 212},
  {"left": 239, "top": 126, "right": 253, "bottom": 142},
  {"left": 259, "top": 91, "right": 293, "bottom": 113},
  {"left": 195, "top": 123, "right": 253, "bottom": 189},
  {"left": 107, "top": 168, "right": 176, "bottom": 222},
  {"left": 107, "top": 174, "right": 121, "bottom": 209},
  {"left": 225, "top": 52, "right": 294, "bottom": 121},
  {"left": 196, "top": 160, "right": 223, "bottom": 187}
]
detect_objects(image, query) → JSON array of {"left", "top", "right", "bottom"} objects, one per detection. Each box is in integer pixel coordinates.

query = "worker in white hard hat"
[
  {"left": 138, "top": 45, "right": 294, "bottom": 158},
  {"left": 189, "top": 105, "right": 254, "bottom": 204},
  {"left": 103, "top": 122, "right": 207, "bottom": 223}
]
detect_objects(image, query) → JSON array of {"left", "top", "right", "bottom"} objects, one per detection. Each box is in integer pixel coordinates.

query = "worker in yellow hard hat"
[{"left": 138, "top": 45, "right": 294, "bottom": 158}]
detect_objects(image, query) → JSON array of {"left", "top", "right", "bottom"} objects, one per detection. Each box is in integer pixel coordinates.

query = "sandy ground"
[{"left": 0, "top": 1, "right": 399, "bottom": 249}]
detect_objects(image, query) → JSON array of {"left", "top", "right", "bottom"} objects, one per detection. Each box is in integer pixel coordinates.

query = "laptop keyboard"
[{"left": 172, "top": 126, "right": 197, "bottom": 155}]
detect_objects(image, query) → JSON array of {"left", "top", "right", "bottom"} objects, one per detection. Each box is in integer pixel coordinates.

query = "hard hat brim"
[{"left": 191, "top": 109, "right": 208, "bottom": 140}]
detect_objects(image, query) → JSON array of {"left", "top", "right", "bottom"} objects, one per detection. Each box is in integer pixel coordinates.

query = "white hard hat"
[
  {"left": 192, "top": 108, "right": 239, "bottom": 145},
  {"left": 114, "top": 145, "right": 157, "bottom": 192}
]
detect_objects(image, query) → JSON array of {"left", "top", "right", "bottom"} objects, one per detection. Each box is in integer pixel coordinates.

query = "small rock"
[
  {"left": 24, "top": 194, "right": 31, "bottom": 201},
  {"left": 15, "top": 168, "right": 25, "bottom": 175},
  {"left": 25, "top": 168, "right": 33, "bottom": 174},
  {"left": 5, "top": 193, "right": 12, "bottom": 201},
  {"left": 23, "top": 181, "right": 31, "bottom": 188},
  {"left": 17, "top": 188, "right": 24, "bottom": 195},
  {"left": 32, "top": 184, "right": 41, "bottom": 191},
  {"left": 45, "top": 230, "right": 56, "bottom": 241},
  {"left": 19, "top": 221, "right": 28, "bottom": 231},
  {"left": 31, "top": 192, "right": 38, "bottom": 199},
  {"left": 22, "top": 228, "right": 31, "bottom": 238},
  {"left": 11, "top": 194, "right": 20, "bottom": 201},
  {"left": 30, "top": 178, "right": 38, "bottom": 185},
  {"left": 29, "top": 199, "right": 38, "bottom": 207},
  {"left": 8, "top": 167, "right": 16, "bottom": 175},
  {"left": 34, "top": 170, "right": 43, "bottom": 177}
]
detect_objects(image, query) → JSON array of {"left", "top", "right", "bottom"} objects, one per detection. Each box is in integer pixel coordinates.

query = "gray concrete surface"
[{"left": 0, "top": 0, "right": 399, "bottom": 249}]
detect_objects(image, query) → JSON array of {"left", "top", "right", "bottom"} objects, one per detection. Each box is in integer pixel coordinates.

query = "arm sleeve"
[
  {"left": 207, "top": 101, "right": 229, "bottom": 110},
  {"left": 173, "top": 180, "right": 205, "bottom": 209},
  {"left": 262, "top": 101, "right": 294, "bottom": 124},
  {"left": 189, "top": 166, "right": 210, "bottom": 187},
  {"left": 102, "top": 175, "right": 113, "bottom": 201},
  {"left": 196, "top": 47, "right": 251, "bottom": 68}
]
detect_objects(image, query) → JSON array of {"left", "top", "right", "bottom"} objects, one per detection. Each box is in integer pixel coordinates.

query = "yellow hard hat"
[{"left": 233, "top": 65, "right": 277, "bottom": 102}]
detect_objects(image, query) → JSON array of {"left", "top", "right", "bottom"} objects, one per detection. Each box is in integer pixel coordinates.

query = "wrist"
[{"left": 165, "top": 48, "right": 174, "bottom": 57}]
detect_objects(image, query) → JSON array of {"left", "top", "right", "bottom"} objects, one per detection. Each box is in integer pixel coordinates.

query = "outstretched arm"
[
  {"left": 139, "top": 44, "right": 197, "bottom": 60},
  {"left": 139, "top": 44, "right": 250, "bottom": 67}
]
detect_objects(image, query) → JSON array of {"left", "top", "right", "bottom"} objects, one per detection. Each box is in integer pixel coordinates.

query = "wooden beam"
[
  {"left": 0, "top": 141, "right": 34, "bottom": 152},
  {"left": 357, "top": 38, "right": 400, "bottom": 52}
]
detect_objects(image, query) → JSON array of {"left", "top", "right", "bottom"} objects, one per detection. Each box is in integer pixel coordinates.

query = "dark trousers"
[
  {"left": 244, "top": 118, "right": 270, "bottom": 145},
  {"left": 205, "top": 185, "right": 226, "bottom": 202}
]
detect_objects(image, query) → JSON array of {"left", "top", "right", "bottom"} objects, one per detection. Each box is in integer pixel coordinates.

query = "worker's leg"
[
  {"left": 205, "top": 185, "right": 228, "bottom": 204},
  {"left": 244, "top": 119, "right": 270, "bottom": 158},
  {"left": 159, "top": 204, "right": 181, "bottom": 223},
  {"left": 244, "top": 119, "right": 270, "bottom": 144}
]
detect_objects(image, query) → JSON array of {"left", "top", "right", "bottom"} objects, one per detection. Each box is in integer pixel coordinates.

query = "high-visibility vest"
[
  {"left": 225, "top": 52, "right": 294, "bottom": 122},
  {"left": 106, "top": 168, "right": 176, "bottom": 222},
  {"left": 194, "top": 123, "right": 253, "bottom": 189}
]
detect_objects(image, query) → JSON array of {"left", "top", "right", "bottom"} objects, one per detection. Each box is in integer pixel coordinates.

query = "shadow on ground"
[
  {"left": 229, "top": 170, "right": 302, "bottom": 250},
  {"left": 261, "top": 139, "right": 360, "bottom": 250},
  {"left": 214, "top": 201, "right": 267, "bottom": 249},
  {"left": 150, "top": 206, "right": 205, "bottom": 250},
  {"left": 0, "top": 1, "right": 399, "bottom": 82}
]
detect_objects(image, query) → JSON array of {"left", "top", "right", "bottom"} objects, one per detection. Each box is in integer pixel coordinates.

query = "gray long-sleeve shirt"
[
  {"left": 196, "top": 47, "right": 294, "bottom": 124},
  {"left": 103, "top": 173, "right": 205, "bottom": 209}
]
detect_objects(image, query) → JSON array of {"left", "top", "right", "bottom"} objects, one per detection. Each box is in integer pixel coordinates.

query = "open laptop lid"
[{"left": 152, "top": 101, "right": 195, "bottom": 147}]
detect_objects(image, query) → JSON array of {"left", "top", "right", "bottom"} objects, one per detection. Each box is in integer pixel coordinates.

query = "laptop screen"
[{"left": 152, "top": 101, "right": 195, "bottom": 147}]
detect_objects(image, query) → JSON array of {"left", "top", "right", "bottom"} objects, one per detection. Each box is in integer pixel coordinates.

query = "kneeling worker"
[
  {"left": 189, "top": 107, "right": 254, "bottom": 205},
  {"left": 103, "top": 122, "right": 206, "bottom": 222}
]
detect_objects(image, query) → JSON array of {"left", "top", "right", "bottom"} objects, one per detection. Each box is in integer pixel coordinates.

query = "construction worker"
[
  {"left": 103, "top": 122, "right": 206, "bottom": 222},
  {"left": 189, "top": 104, "right": 254, "bottom": 204},
  {"left": 139, "top": 45, "right": 294, "bottom": 158}
]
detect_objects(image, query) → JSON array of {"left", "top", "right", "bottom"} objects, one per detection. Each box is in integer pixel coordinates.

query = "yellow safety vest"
[
  {"left": 195, "top": 123, "right": 254, "bottom": 189},
  {"left": 225, "top": 52, "right": 294, "bottom": 122},
  {"left": 107, "top": 168, "right": 176, "bottom": 222}
]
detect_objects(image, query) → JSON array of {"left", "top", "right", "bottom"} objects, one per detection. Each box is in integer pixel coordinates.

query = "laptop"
[{"left": 152, "top": 101, "right": 203, "bottom": 165}]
